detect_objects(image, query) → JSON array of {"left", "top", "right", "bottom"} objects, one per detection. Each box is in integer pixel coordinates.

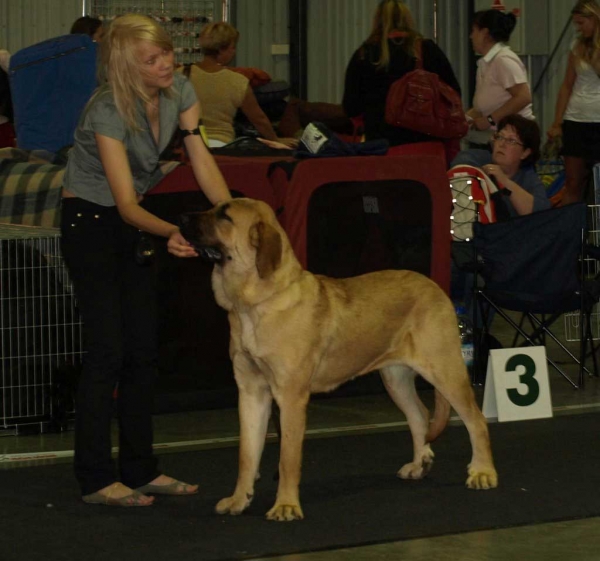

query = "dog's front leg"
[
  {"left": 266, "top": 390, "right": 309, "bottom": 522},
  {"left": 216, "top": 378, "right": 272, "bottom": 516}
]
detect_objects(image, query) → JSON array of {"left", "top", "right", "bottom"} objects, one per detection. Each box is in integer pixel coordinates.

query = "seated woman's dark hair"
[
  {"left": 472, "top": 10, "right": 517, "bottom": 43},
  {"left": 497, "top": 114, "right": 540, "bottom": 166},
  {"left": 70, "top": 16, "right": 103, "bottom": 37}
]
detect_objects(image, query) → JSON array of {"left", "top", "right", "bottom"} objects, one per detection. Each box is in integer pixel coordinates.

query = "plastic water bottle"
[{"left": 456, "top": 305, "right": 474, "bottom": 374}]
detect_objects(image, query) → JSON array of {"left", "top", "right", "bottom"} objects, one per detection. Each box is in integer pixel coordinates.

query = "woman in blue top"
[
  {"left": 61, "top": 14, "right": 231, "bottom": 507},
  {"left": 451, "top": 114, "right": 550, "bottom": 217},
  {"left": 450, "top": 114, "right": 550, "bottom": 324}
]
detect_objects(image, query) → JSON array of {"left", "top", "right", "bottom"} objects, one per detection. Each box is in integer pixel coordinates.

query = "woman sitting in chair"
[
  {"left": 451, "top": 114, "right": 551, "bottom": 217},
  {"left": 450, "top": 115, "right": 551, "bottom": 328}
]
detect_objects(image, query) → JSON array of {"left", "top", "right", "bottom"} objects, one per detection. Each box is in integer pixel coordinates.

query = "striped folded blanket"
[
  {"left": 0, "top": 148, "right": 181, "bottom": 230},
  {"left": 0, "top": 148, "right": 64, "bottom": 228}
]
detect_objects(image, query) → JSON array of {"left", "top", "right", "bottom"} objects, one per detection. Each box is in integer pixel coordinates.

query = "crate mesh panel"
[
  {"left": 0, "top": 225, "right": 83, "bottom": 428},
  {"left": 564, "top": 204, "right": 600, "bottom": 342}
]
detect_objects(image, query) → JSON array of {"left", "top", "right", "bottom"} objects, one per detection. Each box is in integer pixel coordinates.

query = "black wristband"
[
  {"left": 487, "top": 115, "right": 496, "bottom": 127},
  {"left": 179, "top": 126, "right": 201, "bottom": 138}
]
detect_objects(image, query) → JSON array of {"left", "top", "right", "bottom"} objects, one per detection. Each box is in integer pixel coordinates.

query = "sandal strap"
[
  {"left": 104, "top": 483, "right": 121, "bottom": 505},
  {"left": 136, "top": 479, "right": 198, "bottom": 495}
]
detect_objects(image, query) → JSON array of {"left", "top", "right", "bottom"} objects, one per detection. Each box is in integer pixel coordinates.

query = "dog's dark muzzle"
[
  {"left": 196, "top": 246, "right": 223, "bottom": 262},
  {"left": 178, "top": 212, "right": 223, "bottom": 263}
]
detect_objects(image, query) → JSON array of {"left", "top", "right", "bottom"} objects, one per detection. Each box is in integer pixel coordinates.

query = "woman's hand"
[
  {"left": 483, "top": 164, "right": 509, "bottom": 187},
  {"left": 257, "top": 138, "right": 295, "bottom": 150},
  {"left": 472, "top": 116, "right": 492, "bottom": 131},
  {"left": 276, "top": 137, "right": 300, "bottom": 149},
  {"left": 547, "top": 123, "right": 562, "bottom": 140},
  {"left": 167, "top": 229, "right": 198, "bottom": 258}
]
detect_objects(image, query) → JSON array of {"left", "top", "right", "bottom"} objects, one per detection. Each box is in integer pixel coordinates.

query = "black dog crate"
[
  {"left": 307, "top": 179, "right": 432, "bottom": 280},
  {"left": 306, "top": 178, "right": 433, "bottom": 396}
]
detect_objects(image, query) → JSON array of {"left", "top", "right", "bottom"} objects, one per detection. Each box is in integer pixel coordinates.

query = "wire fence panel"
[
  {"left": 565, "top": 194, "right": 600, "bottom": 342},
  {"left": 0, "top": 225, "right": 84, "bottom": 433}
]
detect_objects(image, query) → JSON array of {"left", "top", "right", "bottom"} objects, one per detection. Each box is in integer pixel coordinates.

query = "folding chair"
[
  {"left": 448, "top": 165, "right": 507, "bottom": 336},
  {"left": 472, "top": 202, "right": 595, "bottom": 389}
]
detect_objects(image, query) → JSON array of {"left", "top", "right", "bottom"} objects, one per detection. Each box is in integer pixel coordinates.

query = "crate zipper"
[{"left": 9, "top": 46, "right": 89, "bottom": 73}]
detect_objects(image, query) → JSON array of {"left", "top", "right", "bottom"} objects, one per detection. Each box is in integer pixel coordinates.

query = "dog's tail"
[{"left": 426, "top": 390, "right": 451, "bottom": 443}]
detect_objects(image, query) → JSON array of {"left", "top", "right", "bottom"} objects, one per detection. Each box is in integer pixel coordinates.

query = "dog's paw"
[
  {"left": 397, "top": 446, "right": 434, "bottom": 480},
  {"left": 215, "top": 493, "right": 253, "bottom": 515},
  {"left": 466, "top": 467, "right": 498, "bottom": 490},
  {"left": 265, "top": 503, "right": 304, "bottom": 522}
]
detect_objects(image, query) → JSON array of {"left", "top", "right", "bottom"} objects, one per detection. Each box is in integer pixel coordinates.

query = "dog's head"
[{"left": 179, "top": 198, "right": 284, "bottom": 279}]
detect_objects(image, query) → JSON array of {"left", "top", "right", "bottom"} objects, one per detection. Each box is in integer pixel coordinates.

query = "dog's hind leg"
[
  {"left": 380, "top": 365, "right": 435, "bottom": 480},
  {"left": 215, "top": 365, "right": 273, "bottom": 516},
  {"left": 437, "top": 373, "right": 497, "bottom": 489},
  {"left": 420, "top": 356, "right": 498, "bottom": 490}
]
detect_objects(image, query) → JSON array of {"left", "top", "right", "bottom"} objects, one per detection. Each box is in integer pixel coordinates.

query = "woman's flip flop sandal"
[
  {"left": 135, "top": 480, "right": 198, "bottom": 496},
  {"left": 82, "top": 483, "right": 153, "bottom": 507}
]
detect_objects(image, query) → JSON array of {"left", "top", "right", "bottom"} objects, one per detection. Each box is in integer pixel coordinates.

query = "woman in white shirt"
[
  {"left": 466, "top": 10, "right": 533, "bottom": 147},
  {"left": 548, "top": 0, "right": 600, "bottom": 205}
]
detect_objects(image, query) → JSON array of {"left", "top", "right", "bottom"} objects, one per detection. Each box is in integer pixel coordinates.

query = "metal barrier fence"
[
  {"left": 565, "top": 169, "right": 600, "bottom": 343},
  {"left": 0, "top": 224, "right": 83, "bottom": 434}
]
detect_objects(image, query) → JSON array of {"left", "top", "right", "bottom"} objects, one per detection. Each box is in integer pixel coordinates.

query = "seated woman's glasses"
[{"left": 492, "top": 133, "right": 524, "bottom": 147}]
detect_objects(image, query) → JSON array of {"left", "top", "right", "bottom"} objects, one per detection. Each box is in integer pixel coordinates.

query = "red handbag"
[{"left": 384, "top": 40, "right": 468, "bottom": 140}]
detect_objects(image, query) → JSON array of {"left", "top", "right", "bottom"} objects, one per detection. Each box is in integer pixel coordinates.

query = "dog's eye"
[{"left": 216, "top": 204, "right": 233, "bottom": 223}]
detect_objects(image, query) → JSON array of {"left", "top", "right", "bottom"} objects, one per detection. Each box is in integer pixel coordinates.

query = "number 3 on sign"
[{"left": 482, "top": 346, "right": 553, "bottom": 422}]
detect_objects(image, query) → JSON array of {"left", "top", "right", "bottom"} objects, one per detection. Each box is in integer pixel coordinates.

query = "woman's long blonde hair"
[
  {"left": 572, "top": 0, "right": 600, "bottom": 73},
  {"left": 364, "top": 0, "right": 421, "bottom": 69},
  {"left": 100, "top": 14, "right": 174, "bottom": 130}
]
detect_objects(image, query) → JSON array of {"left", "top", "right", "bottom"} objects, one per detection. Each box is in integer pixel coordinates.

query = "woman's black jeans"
[{"left": 60, "top": 197, "right": 160, "bottom": 495}]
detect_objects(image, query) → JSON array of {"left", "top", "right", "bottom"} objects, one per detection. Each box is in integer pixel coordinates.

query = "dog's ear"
[{"left": 250, "top": 221, "right": 282, "bottom": 279}]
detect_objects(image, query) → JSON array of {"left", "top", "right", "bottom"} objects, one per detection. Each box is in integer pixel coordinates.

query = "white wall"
[{"left": 234, "top": 0, "right": 290, "bottom": 82}]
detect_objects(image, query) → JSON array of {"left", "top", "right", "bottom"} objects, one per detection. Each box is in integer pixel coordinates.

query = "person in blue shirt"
[
  {"left": 450, "top": 115, "right": 550, "bottom": 324},
  {"left": 70, "top": 16, "right": 104, "bottom": 42},
  {"left": 451, "top": 114, "right": 550, "bottom": 218}
]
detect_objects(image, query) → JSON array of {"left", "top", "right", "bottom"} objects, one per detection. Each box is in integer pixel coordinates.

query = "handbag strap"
[{"left": 414, "top": 38, "right": 423, "bottom": 70}]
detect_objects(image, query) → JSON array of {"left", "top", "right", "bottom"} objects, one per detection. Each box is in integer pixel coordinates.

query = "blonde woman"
[
  {"left": 61, "top": 14, "right": 230, "bottom": 507},
  {"left": 181, "top": 22, "right": 297, "bottom": 148},
  {"left": 548, "top": 0, "right": 600, "bottom": 204},
  {"left": 342, "top": 0, "right": 460, "bottom": 147}
]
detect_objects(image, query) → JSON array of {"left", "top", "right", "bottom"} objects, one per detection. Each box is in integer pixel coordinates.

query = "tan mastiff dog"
[{"left": 180, "top": 198, "right": 498, "bottom": 522}]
